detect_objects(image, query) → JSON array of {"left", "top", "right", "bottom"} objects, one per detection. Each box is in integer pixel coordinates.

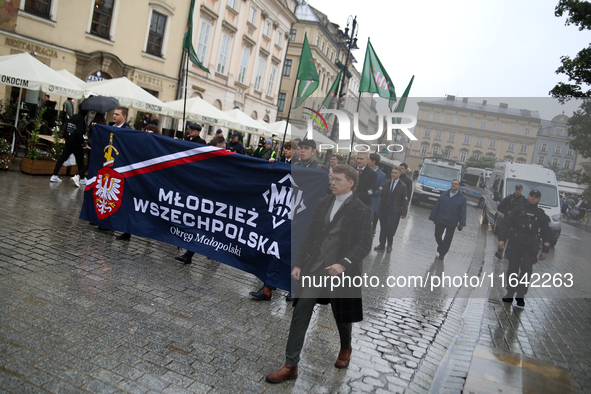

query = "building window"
[
  {"left": 276, "top": 31, "right": 283, "bottom": 47},
  {"left": 474, "top": 153, "right": 480, "bottom": 159},
  {"left": 541, "top": 143, "right": 547, "bottom": 152},
  {"left": 267, "top": 65, "right": 277, "bottom": 96},
  {"left": 552, "top": 157, "right": 559, "bottom": 166},
  {"left": 263, "top": 21, "right": 271, "bottom": 37},
  {"left": 448, "top": 133, "right": 455, "bottom": 142},
  {"left": 282, "top": 59, "right": 292, "bottom": 77},
  {"left": 555, "top": 145, "right": 561, "bottom": 154},
  {"left": 452, "top": 117, "right": 458, "bottom": 125},
  {"left": 428, "top": 114, "right": 434, "bottom": 121},
  {"left": 421, "top": 145, "right": 428, "bottom": 155},
  {"left": 277, "top": 93, "right": 286, "bottom": 112},
  {"left": 439, "top": 115, "right": 445, "bottom": 123},
  {"left": 460, "top": 151, "right": 467, "bottom": 162},
  {"left": 196, "top": 20, "right": 212, "bottom": 64},
  {"left": 489, "top": 140, "right": 496, "bottom": 148},
  {"left": 525, "top": 128, "right": 531, "bottom": 136},
  {"left": 248, "top": 6, "right": 257, "bottom": 24},
  {"left": 538, "top": 156, "right": 545, "bottom": 165},
  {"left": 555, "top": 127, "right": 564, "bottom": 136},
  {"left": 289, "top": 29, "right": 296, "bottom": 41},
  {"left": 463, "top": 135, "right": 470, "bottom": 144},
  {"left": 444, "top": 149, "right": 452, "bottom": 159},
  {"left": 90, "top": 0, "right": 114, "bottom": 38},
  {"left": 480, "top": 121, "right": 486, "bottom": 129},
  {"left": 254, "top": 57, "right": 265, "bottom": 92},
  {"left": 25, "top": 0, "right": 51, "bottom": 18},
  {"left": 237, "top": 47, "right": 251, "bottom": 84},
  {"left": 467, "top": 119, "right": 473, "bottom": 127},
  {"left": 435, "top": 131, "right": 442, "bottom": 139},
  {"left": 476, "top": 138, "right": 483, "bottom": 147},
  {"left": 520, "top": 145, "right": 527, "bottom": 154},
  {"left": 424, "top": 129, "right": 431, "bottom": 137},
  {"left": 567, "top": 147, "right": 573, "bottom": 156},
  {"left": 228, "top": 0, "right": 237, "bottom": 10},
  {"left": 217, "top": 34, "right": 232, "bottom": 75},
  {"left": 432, "top": 146, "right": 439, "bottom": 155},
  {"left": 512, "top": 126, "right": 518, "bottom": 134},
  {"left": 494, "top": 123, "right": 499, "bottom": 131},
  {"left": 564, "top": 160, "right": 571, "bottom": 169},
  {"left": 508, "top": 143, "right": 514, "bottom": 151},
  {"left": 517, "top": 160, "right": 524, "bottom": 164},
  {"left": 146, "top": 11, "right": 167, "bottom": 56}
]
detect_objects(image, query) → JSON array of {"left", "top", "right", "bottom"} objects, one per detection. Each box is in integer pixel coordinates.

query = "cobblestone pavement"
[{"left": 1, "top": 166, "right": 590, "bottom": 393}]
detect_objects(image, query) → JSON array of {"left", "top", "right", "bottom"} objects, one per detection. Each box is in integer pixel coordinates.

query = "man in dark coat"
[
  {"left": 495, "top": 184, "right": 527, "bottom": 259},
  {"left": 226, "top": 132, "right": 245, "bottom": 154},
  {"left": 184, "top": 123, "right": 206, "bottom": 144},
  {"left": 50, "top": 108, "right": 89, "bottom": 183},
  {"left": 498, "top": 189, "right": 551, "bottom": 308},
  {"left": 266, "top": 164, "right": 373, "bottom": 383},
  {"left": 375, "top": 167, "right": 408, "bottom": 253},
  {"left": 112, "top": 107, "right": 133, "bottom": 129},
  {"left": 428, "top": 179, "right": 467, "bottom": 260},
  {"left": 354, "top": 152, "right": 378, "bottom": 208},
  {"left": 399, "top": 162, "right": 413, "bottom": 202}
]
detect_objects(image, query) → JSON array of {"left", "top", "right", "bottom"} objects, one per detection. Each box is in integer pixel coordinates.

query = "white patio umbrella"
[
  {"left": 0, "top": 52, "right": 85, "bottom": 150},
  {"left": 165, "top": 97, "right": 236, "bottom": 127},
  {"left": 56, "top": 69, "right": 86, "bottom": 87},
  {"left": 223, "top": 108, "right": 272, "bottom": 137},
  {"left": 84, "top": 77, "right": 169, "bottom": 115},
  {"left": 263, "top": 120, "right": 337, "bottom": 146}
]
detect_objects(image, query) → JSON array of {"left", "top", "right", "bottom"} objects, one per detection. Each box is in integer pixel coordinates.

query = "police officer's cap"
[
  {"left": 230, "top": 132, "right": 240, "bottom": 138},
  {"left": 529, "top": 189, "right": 541, "bottom": 197},
  {"left": 515, "top": 184, "right": 523, "bottom": 189}
]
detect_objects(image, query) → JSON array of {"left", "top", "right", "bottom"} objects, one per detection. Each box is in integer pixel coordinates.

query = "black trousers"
[
  {"left": 434, "top": 224, "right": 456, "bottom": 257},
  {"left": 53, "top": 143, "right": 85, "bottom": 177},
  {"left": 505, "top": 244, "right": 537, "bottom": 298},
  {"left": 379, "top": 211, "right": 401, "bottom": 246}
]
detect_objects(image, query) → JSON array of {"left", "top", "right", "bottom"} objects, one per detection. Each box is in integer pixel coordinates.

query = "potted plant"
[
  {"left": 21, "top": 107, "right": 76, "bottom": 175},
  {"left": 0, "top": 137, "right": 12, "bottom": 170}
]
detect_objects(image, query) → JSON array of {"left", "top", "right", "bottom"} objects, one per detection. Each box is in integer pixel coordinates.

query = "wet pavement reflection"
[{"left": 1, "top": 164, "right": 590, "bottom": 393}]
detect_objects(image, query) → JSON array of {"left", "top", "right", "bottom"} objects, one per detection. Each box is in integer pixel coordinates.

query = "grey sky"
[{"left": 313, "top": 0, "right": 589, "bottom": 119}]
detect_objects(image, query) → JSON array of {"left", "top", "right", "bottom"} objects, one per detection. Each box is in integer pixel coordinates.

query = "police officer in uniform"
[
  {"left": 495, "top": 184, "right": 527, "bottom": 259},
  {"left": 498, "top": 189, "right": 551, "bottom": 307}
]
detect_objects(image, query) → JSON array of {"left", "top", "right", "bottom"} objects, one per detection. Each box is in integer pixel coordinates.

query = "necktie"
[
  {"left": 358, "top": 168, "right": 362, "bottom": 175},
  {"left": 391, "top": 181, "right": 396, "bottom": 193}
]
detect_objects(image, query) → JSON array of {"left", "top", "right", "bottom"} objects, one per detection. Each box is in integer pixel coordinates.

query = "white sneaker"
[
  {"left": 71, "top": 175, "right": 80, "bottom": 188},
  {"left": 79, "top": 177, "right": 87, "bottom": 185},
  {"left": 50, "top": 175, "right": 62, "bottom": 183}
]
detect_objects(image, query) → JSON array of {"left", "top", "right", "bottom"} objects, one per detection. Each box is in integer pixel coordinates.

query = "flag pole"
[
  {"left": 280, "top": 79, "right": 300, "bottom": 154},
  {"left": 182, "top": 52, "right": 189, "bottom": 136},
  {"left": 347, "top": 91, "right": 363, "bottom": 163}
]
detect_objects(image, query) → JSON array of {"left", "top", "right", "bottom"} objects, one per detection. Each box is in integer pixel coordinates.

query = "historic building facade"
[
  {"left": 186, "top": 0, "right": 297, "bottom": 133},
  {"left": 406, "top": 96, "right": 540, "bottom": 170},
  {"left": 0, "top": 0, "right": 188, "bottom": 112},
  {"left": 532, "top": 114, "right": 578, "bottom": 176}
]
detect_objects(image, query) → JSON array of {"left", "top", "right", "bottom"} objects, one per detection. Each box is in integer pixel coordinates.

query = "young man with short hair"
[{"left": 375, "top": 167, "right": 408, "bottom": 253}]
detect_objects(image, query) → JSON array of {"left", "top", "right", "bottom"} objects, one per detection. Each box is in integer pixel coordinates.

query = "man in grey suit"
[{"left": 266, "top": 165, "right": 373, "bottom": 383}]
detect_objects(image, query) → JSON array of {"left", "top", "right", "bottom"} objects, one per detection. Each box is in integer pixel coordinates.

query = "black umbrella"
[{"left": 79, "top": 96, "right": 120, "bottom": 113}]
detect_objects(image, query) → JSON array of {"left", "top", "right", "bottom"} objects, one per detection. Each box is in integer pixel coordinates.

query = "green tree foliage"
[
  {"left": 566, "top": 99, "right": 591, "bottom": 158},
  {"left": 463, "top": 156, "right": 497, "bottom": 170},
  {"left": 550, "top": 0, "right": 591, "bottom": 102}
]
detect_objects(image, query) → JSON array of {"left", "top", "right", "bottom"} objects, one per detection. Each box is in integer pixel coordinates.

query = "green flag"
[
  {"left": 394, "top": 75, "right": 414, "bottom": 113},
  {"left": 359, "top": 39, "right": 396, "bottom": 110},
  {"left": 322, "top": 69, "right": 342, "bottom": 110},
  {"left": 183, "top": 0, "right": 210, "bottom": 73},
  {"left": 295, "top": 33, "right": 319, "bottom": 108}
]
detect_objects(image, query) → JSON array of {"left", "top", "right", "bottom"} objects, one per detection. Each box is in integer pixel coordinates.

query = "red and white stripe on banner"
[{"left": 84, "top": 146, "right": 233, "bottom": 191}]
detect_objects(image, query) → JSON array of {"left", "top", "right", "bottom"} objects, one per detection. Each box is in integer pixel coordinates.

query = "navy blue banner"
[{"left": 80, "top": 125, "right": 328, "bottom": 290}]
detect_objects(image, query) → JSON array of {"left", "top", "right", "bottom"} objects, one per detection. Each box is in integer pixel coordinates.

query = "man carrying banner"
[
  {"left": 292, "top": 139, "right": 320, "bottom": 169},
  {"left": 266, "top": 164, "right": 372, "bottom": 383}
]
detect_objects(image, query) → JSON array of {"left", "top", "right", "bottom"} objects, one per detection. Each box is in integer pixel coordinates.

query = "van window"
[
  {"left": 463, "top": 173, "right": 480, "bottom": 187},
  {"left": 490, "top": 176, "right": 501, "bottom": 192}
]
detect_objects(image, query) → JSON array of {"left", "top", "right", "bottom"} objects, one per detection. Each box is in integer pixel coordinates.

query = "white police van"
[
  {"left": 461, "top": 167, "right": 492, "bottom": 207},
  {"left": 482, "top": 163, "right": 561, "bottom": 246},
  {"left": 412, "top": 157, "right": 463, "bottom": 206}
]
